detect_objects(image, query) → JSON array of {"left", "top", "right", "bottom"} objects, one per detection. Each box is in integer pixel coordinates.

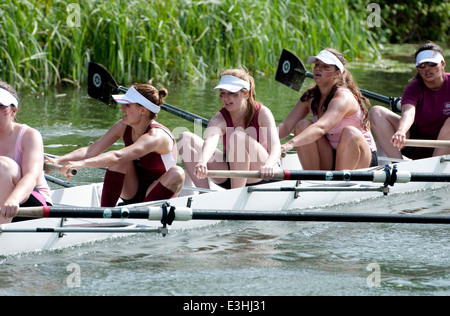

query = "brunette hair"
[
  {"left": 133, "top": 84, "right": 168, "bottom": 120},
  {"left": 220, "top": 68, "right": 257, "bottom": 129},
  {"left": 300, "top": 48, "right": 371, "bottom": 130},
  {"left": 0, "top": 80, "right": 19, "bottom": 122},
  {"left": 410, "top": 41, "right": 445, "bottom": 82}
]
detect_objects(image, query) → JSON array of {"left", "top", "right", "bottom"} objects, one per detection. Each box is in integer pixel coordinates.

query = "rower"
[
  {"left": 0, "top": 81, "right": 53, "bottom": 224},
  {"left": 46, "top": 84, "right": 185, "bottom": 207},
  {"left": 178, "top": 68, "right": 281, "bottom": 189},
  {"left": 277, "top": 49, "right": 378, "bottom": 171},
  {"left": 370, "top": 42, "right": 450, "bottom": 159}
]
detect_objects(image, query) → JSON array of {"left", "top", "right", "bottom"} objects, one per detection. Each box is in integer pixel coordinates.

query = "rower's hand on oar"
[
  {"left": 260, "top": 164, "right": 275, "bottom": 180},
  {"left": 1, "top": 198, "right": 20, "bottom": 221},
  {"left": 61, "top": 161, "right": 85, "bottom": 180},
  {"left": 194, "top": 162, "right": 208, "bottom": 179},
  {"left": 281, "top": 142, "right": 294, "bottom": 159},
  {"left": 43, "top": 155, "right": 57, "bottom": 173},
  {"left": 391, "top": 131, "right": 406, "bottom": 150}
]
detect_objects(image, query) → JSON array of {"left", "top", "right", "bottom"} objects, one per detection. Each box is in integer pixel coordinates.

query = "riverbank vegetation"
[{"left": 0, "top": 0, "right": 447, "bottom": 91}]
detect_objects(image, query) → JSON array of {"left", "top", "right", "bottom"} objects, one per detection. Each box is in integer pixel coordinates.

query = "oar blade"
[
  {"left": 87, "top": 62, "right": 120, "bottom": 108},
  {"left": 275, "top": 49, "right": 306, "bottom": 91}
]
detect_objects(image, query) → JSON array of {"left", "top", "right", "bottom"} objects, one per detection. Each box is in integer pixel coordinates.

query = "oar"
[
  {"left": 44, "top": 174, "right": 75, "bottom": 188},
  {"left": 275, "top": 49, "right": 403, "bottom": 112},
  {"left": 206, "top": 169, "right": 450, "bottom": 184},
  {"left": 405, "top": 139, "right": 450, "bottom": 149},
  {"left": 44, "top": 163, "right": 77, "bottom": 176},
  {"left": 14, "top": 206, "right": 450, "bottom": 225},
  {"left": 87, "top": 62, "right": 210, "bottom": 127},
  {"left": 16, "top": 205, "right": 192, "bottom": 222}
]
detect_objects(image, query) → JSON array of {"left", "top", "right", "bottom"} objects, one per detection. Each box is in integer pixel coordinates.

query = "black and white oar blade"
[
  {"left": 87, "top": 62, "right": 120, "bottom": 107},
  {"left": 275, "top": 49, "right": 306, "bottom": 91}
]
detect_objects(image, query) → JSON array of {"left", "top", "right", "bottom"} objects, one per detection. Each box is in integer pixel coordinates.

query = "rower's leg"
[
  {"left": 294, "top": 119, "right": 333, "bottom": 170},
  {"left": 178, "top": 131, "right": 228, "bottom": 189},
  {"left": 143, "top": 166, "right": 185, "bottom": 202},
  {"left": 335, "top": 127, "right": 372, "bottom": 170},
  {"left": 227, "top": 130, "right": 255, "bottom": 188},
  {"left": 100, "top": 169, "right": 125, "bottom": 207},
  {"left": 0, "top": 156, "right": 22, "bottom": 224},
  {"left": 369, "top": 105, "right": 403, "bottom": 159}
]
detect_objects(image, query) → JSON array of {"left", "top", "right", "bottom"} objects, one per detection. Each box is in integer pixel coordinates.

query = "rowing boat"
[{"left": 1, "top": 153, "right": 450, "bottom": 256}]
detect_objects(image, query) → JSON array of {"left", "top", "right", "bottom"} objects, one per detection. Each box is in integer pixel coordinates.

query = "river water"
[{"left": 1, "top": 47, "right": 450, "bottom": 297}]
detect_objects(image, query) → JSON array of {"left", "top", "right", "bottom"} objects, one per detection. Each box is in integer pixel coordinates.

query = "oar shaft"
[
  {"left": 305, "top": 70, "right": 402, "bottom": 110},
  {"left": 16, "top": 206, "right": 193, "bottom": 221},
  {"left": 207, "top": 169, "right": 450, "bottom": 183},
  {"left": 13, "top": 206, "right": 450, "bottom": 225},
  {"left": 161, "top": 102, "right": 209, "bottom": 127},
  {"left": 191, "top": 210, "right": 450, "bottom": 225},
  {"left": 0, "top": 226, "right": 163, "bottom": 234},
  {"left": 405, "top": 139, "right": 450, "bottom": 148},
  {"left": 117, "top": 84, "right": 209, "bottom": 127},
  {"left": 207, "top": 170, "right": 284, "bottom": 180},
  {"left": 207, "top": 169, "right": 393, "bottom": 182}
]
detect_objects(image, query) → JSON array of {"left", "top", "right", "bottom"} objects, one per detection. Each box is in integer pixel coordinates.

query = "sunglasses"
[{"left": 417, "top": 62, "right": 439, "bottom": 69}]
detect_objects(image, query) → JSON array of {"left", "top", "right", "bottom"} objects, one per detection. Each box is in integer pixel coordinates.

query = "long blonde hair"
[{"left": 220, "top": 68, "right": 257, "bottom": 129}]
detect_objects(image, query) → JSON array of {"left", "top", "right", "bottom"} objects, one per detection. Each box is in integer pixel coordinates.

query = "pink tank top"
[
  {"left": 14, "top": 124, "right": 52, "bottom": 204},
  {"left": 311, "top": 89, "right": 377, "bottom": 151}
]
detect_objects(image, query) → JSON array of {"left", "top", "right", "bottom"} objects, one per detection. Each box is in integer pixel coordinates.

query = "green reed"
[{"left": 0, "top": 0, "right": 380, "bottom": 92}]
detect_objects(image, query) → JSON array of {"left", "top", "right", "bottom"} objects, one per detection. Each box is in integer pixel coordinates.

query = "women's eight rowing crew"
[{"left": 1, "top": 42, "right": 449, "bottom": 224}]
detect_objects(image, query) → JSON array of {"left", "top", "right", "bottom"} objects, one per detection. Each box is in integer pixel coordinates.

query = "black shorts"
[
  {"left": 332, "top": 149, "right": 378, "bottom": 170},
  {"left": 12, "top": 189, "right": 52, "bottom": 223}
]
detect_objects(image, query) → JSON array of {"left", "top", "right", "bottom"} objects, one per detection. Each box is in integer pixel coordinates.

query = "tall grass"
[{"left": 0, "top": 0, "right": 380, "bottom": 91}]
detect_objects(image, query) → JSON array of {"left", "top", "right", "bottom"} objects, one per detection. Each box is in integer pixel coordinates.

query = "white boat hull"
[{"left": 1, "top": 155, "right": 449, "bottom": 256}]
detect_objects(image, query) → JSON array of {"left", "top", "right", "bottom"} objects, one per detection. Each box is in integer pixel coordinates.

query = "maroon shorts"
[{"left": 120, "top": 161, "right": 162, "bottom": 205}]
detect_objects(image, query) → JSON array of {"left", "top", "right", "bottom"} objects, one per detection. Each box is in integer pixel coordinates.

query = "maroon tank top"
[
  {"left": 123, "top": 122, "right": 177, "bottom": 180},
  {"left": 219, "top": 102, "right": 268, "bottom": 153}
]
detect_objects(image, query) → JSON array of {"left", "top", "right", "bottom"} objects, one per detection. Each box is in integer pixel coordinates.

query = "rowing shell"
[{"left": 1, "top": 154, "right": 450, "bottom": 256}]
